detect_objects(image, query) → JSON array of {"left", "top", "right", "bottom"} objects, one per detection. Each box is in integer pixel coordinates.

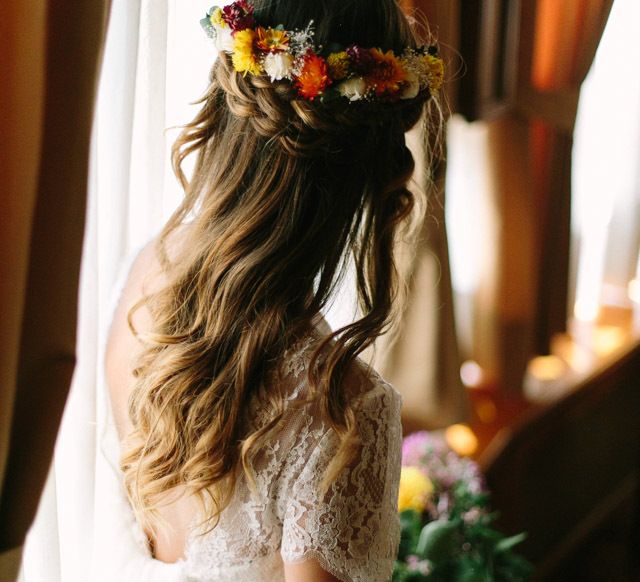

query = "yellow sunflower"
[{"left": 232, "top": 29, "right": 263, "bottom": 76}]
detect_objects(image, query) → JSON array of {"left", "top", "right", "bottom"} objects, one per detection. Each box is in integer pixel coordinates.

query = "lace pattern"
[
  {"left": 99, "top": 316, "right": 403, "bottom": 582},
  {"left": 180, "top": 337, "right": 403, "bottom": 582},
  {"left": 279, "top": 379, "right": 403, "bottom": 582}
]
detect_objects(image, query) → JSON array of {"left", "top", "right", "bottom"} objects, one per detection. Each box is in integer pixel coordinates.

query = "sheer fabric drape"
[
  {"left": 19, "top": 2, "right": 211, "bottom": 580},
  {"left": 572, "top": 0, "right": 640, "bottom": 324}
]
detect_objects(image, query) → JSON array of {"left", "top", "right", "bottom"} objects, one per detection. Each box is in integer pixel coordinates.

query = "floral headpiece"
[{"left": 200, "top": 0, "right": 444, "bottom": 102}]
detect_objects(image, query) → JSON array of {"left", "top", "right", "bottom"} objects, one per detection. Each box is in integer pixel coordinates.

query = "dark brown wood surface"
[{"left": 482, "top": 340, "right": 640, "bottom": 578}]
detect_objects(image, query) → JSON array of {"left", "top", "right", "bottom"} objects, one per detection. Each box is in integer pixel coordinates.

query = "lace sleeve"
[{"left": 280, "top": 379, "right": 403, "bottom": 582}]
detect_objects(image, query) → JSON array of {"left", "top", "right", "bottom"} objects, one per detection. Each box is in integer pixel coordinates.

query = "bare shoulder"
[{"left": 105, "top": 226, "right": 188, "bottom": 440}]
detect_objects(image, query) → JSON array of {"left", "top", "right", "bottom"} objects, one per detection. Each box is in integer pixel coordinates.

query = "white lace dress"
[{"left": 91, "top": 284, "right": 403, "bottom": 582}]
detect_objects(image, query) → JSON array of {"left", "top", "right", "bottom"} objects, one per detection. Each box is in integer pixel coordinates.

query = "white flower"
[
  {"left": 400, "top": 71, "right": 420, "bottom": 99},
  {"left": 263, "top": 52, "right": 294, "bottom": 81},
  {"left": 337, "top": 77, "right": 367, "bottom": 101},
  {"left": 214, "top": 26, "right": 235, "bottom": 53},
  {"left": 290, "top": 20, "right": 315, "bottom": 55}
]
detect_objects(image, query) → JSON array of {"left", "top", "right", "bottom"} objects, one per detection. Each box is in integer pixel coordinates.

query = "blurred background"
[
  {"left": 1, "top": 1, "right": 639, "bottom": 580},
  {"left": 388, "top": 1, "right": 640, "bottom": 580}
]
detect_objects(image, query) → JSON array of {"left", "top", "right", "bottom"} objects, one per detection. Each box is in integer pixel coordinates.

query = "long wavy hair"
[{"left": 122, "top": 0, "right": 442, "bottom": 537}]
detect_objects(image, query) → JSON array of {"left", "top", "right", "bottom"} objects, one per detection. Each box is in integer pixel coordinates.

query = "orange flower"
[
  {"left": 255, "top": 26, "right": 289, "bottom": 52},
  {"left": 295, "top": 52, "right": 330, "bottom": 100},
  {"left": 367, "top": 48, "right": 408, "bottom": 96}
]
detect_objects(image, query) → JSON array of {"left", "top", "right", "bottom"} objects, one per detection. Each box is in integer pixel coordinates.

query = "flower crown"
[{"left": 200, "top": 0, "right": 444, "bottom": 103}]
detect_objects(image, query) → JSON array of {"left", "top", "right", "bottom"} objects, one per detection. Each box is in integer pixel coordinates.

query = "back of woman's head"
[{"left": 123, "top": 0, "right": 442, "bottom": 533}]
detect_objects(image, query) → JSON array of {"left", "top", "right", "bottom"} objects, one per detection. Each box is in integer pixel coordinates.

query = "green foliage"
[
  {"left": 416, "top": 519, "right": 459, "bottom": 561},
  {"left": 397, "top": 432, "right": 533, "bottom": 580},
  {"left": 398, "top": 510, "right": 423, "bottom": 559},
  {"left": 393, "top": 483, "right": 533, "bottom": 582}
]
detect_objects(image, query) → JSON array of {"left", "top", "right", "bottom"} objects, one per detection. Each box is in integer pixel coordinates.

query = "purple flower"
[
  {"left": 401, "top": 431, "right": 448, "bottom": 466},
  {"left": 406, "top": 555, "right": 433, "bottom": 575},
  {"left": 345, "top": 45, "right": 376, "bottom": 76},
  {"left": 401, "top": 430, "right": 488, "bottom": 501},
  {"left": 462, "top": 507, "right": 483, "bottom": 525}
]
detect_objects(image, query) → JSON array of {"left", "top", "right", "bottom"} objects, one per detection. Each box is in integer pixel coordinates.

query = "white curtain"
[
  {"left": 20, "top": 2, "right": 212, "bottom": 580},
  {"left": 18, "top": 1, "right": 405, "bottom": 578},
  {"left": 571, "top": 0, "right": 640, "bottom": 322}
]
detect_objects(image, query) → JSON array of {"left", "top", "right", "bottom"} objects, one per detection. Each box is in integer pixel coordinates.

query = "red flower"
[
  {"left": 295, "top": 52, "right": 331, "bottom": 100},
  {"left": 346, "top": 45, "right": 376, "bottom": 76},
  {"left": 221, "top": 0, "right": 255, "bottom": 32}
]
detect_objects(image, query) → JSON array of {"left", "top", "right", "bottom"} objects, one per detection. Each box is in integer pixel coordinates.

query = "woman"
[{"left": 101, "top": 0, "right": 442, "bottom": 580}]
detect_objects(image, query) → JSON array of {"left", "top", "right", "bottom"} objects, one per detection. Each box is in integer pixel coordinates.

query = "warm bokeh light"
[
  {"left": 474, "top": 398, "right": 498, "bottom": 424},
  {"left": 445, "top": 424, "right": 478, "bottom": 457},
  {"left": 524, "top": 355, "right": 569, "bottom": 402},
  {"left": 528, "top": 355, "right": 566, "bottom": 381},
  {"left": 592, "top": 325, "right": 626, "bottom": 358},
  {"left": 554, "top": 331, "right": 594, "bottom": 374},
  {"left": 574, "top": 298, "right": 600, "bottom": 323},
  {"left": 460, "top": 360, "right": 484, "bottom": 388}
]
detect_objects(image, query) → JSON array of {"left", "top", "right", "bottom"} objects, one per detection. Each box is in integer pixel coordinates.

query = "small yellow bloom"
[
  {"left": 424, "top": 54, "right": 444, "bottom": 93},
  {"left": 398, "top": 466, "right": 433, "bottom": 513},
  {"left": 210, "top": 7, "right": 226, "bottom": 28},
  {"left": 327, "top": 51, "right": 350, "bottom": 80},
  {"left": 232, "top": 29, "right": 263, "bottom": 76}
]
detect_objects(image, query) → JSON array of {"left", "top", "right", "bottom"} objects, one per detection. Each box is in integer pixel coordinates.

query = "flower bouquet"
[{"left": 394, "top": 431, "right": 533, "bottom": 581}]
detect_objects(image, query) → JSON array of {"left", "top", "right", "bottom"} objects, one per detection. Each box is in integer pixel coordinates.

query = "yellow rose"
[{"left": 398, "top": 466, "right": 433, "bottom": 513}]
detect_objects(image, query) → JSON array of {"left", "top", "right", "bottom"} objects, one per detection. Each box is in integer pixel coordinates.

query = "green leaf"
[
  {"left": 400, "top": 509, "right": 423, "bottom": 530},
  {"left": 416, "top": 519, "right": 459, "bottom": 561},
  {"left": 398, "top": 509, "right": 423, "bottom": 559},
  {"left": 495, "top": 532, "right": 528, "bottom": 553}
]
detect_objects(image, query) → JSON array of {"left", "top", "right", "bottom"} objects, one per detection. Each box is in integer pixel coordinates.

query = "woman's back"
[
  {"left": 100, "top": 0, "right": 443, "bottom": 579},
  {"left": 105, "top": 235, "right": 404, "bottom": 581}
]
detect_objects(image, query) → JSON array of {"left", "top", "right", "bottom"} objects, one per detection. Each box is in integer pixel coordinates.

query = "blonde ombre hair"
[{"left": 121, "top": 0, "right": 442, "bottom": 538}]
